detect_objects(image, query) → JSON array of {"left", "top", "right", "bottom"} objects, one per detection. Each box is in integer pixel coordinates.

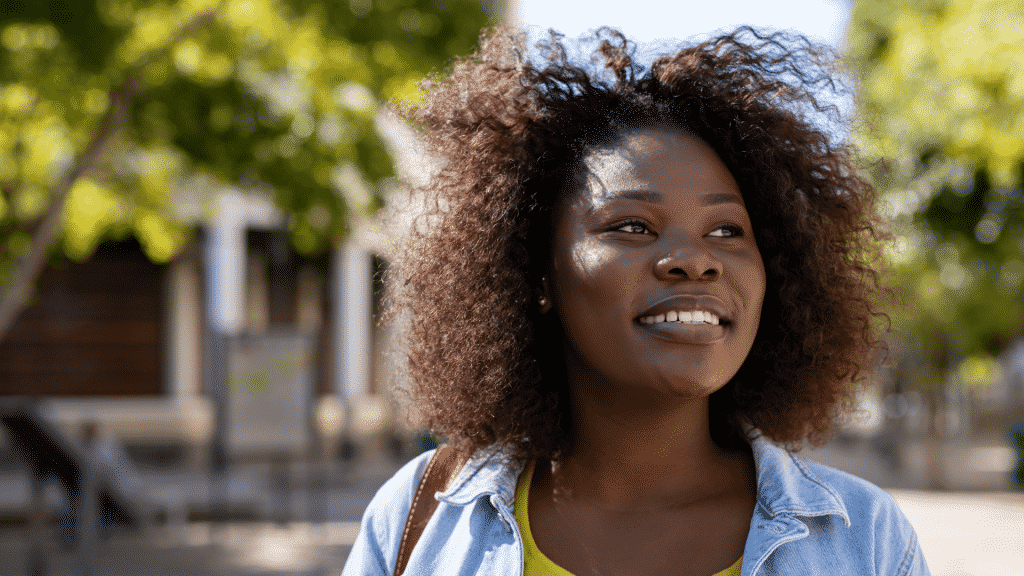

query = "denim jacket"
[{"left": 342, "top": 436, "right": 931, "bottom": 575}]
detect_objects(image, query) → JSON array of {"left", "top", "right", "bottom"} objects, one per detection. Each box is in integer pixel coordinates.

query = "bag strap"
[{"left": 394, "top": 445, "right": 462, "bottom": 575}]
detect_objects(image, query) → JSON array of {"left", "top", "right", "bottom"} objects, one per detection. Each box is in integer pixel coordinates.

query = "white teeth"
[{"left": 639, "top": 310, "right": 722, "bottom": 325}]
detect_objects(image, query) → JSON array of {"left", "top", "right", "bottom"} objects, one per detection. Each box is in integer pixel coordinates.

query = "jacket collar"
[
  {"left": 749, "top": 436, "right": 850, "bottom": 527},
  {"left": 439, "top": 443, "right": 523, "bottom": 506},
  {"left": 438, "top": 436, "right": 850, "bottom": 528}
]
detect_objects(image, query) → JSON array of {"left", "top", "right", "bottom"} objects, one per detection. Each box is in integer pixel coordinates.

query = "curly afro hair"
[{"left": 388, "top": 26, "right": 890, "bottom": 462}]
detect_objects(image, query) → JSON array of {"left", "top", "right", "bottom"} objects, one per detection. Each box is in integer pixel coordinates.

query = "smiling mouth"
[
  {"left": 634, "top": 309, "right": 730, "bottom": 345},
  {"left": 637, "top": 310, "right": 729, "bottom": 327}
]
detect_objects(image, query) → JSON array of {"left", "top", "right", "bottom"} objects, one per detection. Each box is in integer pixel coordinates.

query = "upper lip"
[{"left": 636, "top": 294, "right": 732, "bottom": 324}]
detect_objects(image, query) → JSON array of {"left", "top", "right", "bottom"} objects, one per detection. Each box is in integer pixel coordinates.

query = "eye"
[
  {"left": 708, "top": 224, "right": 744, "bottom": 238},
  {"left": 613, "top": 220, "right": 653, "bottom": 235}
]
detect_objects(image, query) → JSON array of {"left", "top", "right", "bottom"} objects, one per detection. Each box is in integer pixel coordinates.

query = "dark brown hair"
[{"left": 388, "top": 26, "right": 889, "bottom": 461}]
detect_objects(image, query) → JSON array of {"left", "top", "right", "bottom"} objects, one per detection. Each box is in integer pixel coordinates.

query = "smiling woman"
[{"left": 341, "top": 26, "right": 931, "bottom": 576}]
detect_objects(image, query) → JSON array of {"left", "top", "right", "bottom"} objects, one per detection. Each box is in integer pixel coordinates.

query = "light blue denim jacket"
[{"left": 342, "top": 436, "right": 931, "bottom": 575}]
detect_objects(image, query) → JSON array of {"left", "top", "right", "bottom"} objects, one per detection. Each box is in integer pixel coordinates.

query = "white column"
[
  {"left": 205, "top": 190, "right": 246, "bottom": 336},
  {"left": 203, "top": 189, "right": 247, "bottom": 481},
  {"left": 166, "top": 256, "right": 202, "bottom": 403},
  {"left": 333, "top": 242, "right": 373, "bottom": 404}
]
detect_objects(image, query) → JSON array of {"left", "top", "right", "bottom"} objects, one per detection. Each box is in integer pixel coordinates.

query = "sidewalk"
[{"left": 892, "top": 490, "right": 1024, "bottom": 576}]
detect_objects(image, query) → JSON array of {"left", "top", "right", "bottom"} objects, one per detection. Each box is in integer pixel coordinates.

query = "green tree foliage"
[
  {"left": 0, "top": 0, "right": 492, "bottom": 297},
  {"left": 0, "top": 0, "right": 495, "bottom": 338},
  {"left": 849, "top": 0, "right": 1024, "bottom": 386}
]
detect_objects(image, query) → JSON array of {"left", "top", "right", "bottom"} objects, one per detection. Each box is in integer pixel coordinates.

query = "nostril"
[{"left": 667, "top": 267, "right": 718, "bottom": 278}]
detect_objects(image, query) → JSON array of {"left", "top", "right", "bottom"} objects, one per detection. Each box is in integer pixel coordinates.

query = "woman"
[{"left": 343, "top": 27, "right": 930, "bottom": 576}]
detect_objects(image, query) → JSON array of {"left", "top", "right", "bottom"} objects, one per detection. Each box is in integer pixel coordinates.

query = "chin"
[{"left": 653, "top": 374, "right": 731, "bottom": 400}]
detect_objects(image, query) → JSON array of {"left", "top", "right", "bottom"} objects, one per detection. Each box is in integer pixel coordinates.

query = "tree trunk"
[
  {"left": 0, "top": 6, "right": 220, "bottom": 343},
  {"left": 0, "top": 77, "right": 137, "bottom": 341}
]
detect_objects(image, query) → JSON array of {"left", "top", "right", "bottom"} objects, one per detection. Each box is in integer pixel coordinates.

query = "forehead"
[{"left": 570, "top": 128, "right": 741, "bottom": 206}]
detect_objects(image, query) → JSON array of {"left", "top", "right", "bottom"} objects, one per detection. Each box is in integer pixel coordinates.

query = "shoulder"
[
  {"left": 752, "top": 437, "right": 908, "bottom": 526},
  {"left": 787, "top": 454, "right": 930, "bottom": 575},
  {"left": 750, "top": 439, "right": 929, "bottom": 574},
  {"left": 364, "top": 449, "right": 436, "bottom": 524},
  {"left": 343, "top": 445, "right": 522, "bottom": 575},
  {"left": 350, "top": 449, "right": 436, "bottom": 570}
]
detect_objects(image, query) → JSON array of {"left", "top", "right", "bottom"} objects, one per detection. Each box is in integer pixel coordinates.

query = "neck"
[{"left": 554, "top": 363, "right": 747, "bottom": 508}]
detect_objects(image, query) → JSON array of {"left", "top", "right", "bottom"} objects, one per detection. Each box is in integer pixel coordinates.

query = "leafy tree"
[
  {"left": 849, "top": 0, "right": 1024, "bottom": 392},
  {"left": 0, "top": 0, "right": 497, "bottom": 337}
]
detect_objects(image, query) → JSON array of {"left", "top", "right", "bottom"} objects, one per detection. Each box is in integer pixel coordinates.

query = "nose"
[{"left": 653, "top": 236, "right": 721, "bottom": 281}]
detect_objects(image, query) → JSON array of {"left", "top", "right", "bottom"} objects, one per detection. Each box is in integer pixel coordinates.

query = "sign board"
[{"left": 226, "top": 331, "right": 314, "bottom": 455}]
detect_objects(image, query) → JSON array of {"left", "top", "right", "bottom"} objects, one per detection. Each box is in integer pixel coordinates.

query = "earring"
[{"left": 538, "top": 276, "right": 552, "bottom": 313}]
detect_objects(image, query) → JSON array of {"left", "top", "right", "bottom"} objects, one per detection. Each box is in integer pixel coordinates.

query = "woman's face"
[{"left": 548, "top": 128, "right": 766, "bottom": 400}]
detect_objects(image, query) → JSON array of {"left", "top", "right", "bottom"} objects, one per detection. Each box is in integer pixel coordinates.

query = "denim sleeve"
[
  {"left": 341, "top": 514, "right": 390, "bottom": 576},
  {"left": 874, "top": 491, "right": 931, "bottom": 576},
  {"left": 340, "top": 450, "right": 436, "bottom": 576},
  {"left": 895, "top": 524, "right": 931, "bottom": 576}
]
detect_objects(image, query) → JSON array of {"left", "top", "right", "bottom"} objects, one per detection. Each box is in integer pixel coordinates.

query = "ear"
[{"left": 537, "top": 276, "right": 553, "bottom": 314}]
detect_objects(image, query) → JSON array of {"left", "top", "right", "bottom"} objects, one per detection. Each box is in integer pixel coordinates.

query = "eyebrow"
[
  {"left": 604, "top": 189, "right": 663, "bottom": 203},
  {"left": 700, "top": 192, "right": 745, "bottom": 206},
  {"left": 601, "top": 189, "right": 744, "bottom": 206}
]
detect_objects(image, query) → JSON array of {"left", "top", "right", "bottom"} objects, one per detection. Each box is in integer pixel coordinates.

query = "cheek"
[
  {"left": 555, "top": 239, "right": 641, "bottom": 305},
  {"left": 753, "top": 258, "right": 767, "bottom": 312},
  {"left": 738, "top": 256, "right": 767, "bottom": 341},
  {"left": 725, "top": 252, "right": 766, "bottom": 308}
]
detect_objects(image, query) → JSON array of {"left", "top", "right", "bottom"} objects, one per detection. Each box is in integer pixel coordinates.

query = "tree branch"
[
  {"left": 0, "top": 76, "right": 138, "bottom": 339},
  {"left": 0, "top": 6, "right": 221, "bottom": 341}
]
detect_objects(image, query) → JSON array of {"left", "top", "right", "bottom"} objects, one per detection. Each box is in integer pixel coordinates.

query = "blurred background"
[{"left": 0, "top": 0, "right": 1021, "bottom": 575}]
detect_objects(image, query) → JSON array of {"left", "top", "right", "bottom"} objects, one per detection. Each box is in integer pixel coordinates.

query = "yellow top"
[{"left": 514, "top": 462, "right": 743, "bottom": 576}]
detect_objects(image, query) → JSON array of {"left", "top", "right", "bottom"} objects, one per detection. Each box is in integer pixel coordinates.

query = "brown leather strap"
[{"left": 394, "top": 445, "right": 463, "bottom": 575}]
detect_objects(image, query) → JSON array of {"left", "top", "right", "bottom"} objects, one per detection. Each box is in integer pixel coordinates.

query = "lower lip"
[{"left": 637, "top": 321, "right": 727, "bottom": 344}]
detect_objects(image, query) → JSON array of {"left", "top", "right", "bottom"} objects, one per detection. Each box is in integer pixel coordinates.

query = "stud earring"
[{"left": 538, "top": 295, "right": 549, "bottom": 308}]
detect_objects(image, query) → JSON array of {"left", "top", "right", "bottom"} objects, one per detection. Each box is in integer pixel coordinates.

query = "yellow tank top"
[{"left": 514, "top": 462, "right": 743, "bottom": 576}]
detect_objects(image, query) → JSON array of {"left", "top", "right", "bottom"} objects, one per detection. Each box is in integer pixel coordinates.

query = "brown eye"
[
  {"left": 614, "top": 220, "right": 651, "bottom": 234},
  {"left": 709, "top": 225, "right": 744, "bottom": 238}
]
